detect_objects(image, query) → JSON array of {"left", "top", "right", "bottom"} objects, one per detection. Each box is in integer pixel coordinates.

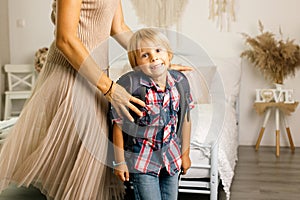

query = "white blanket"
[{"left": 187, "top": 103, "right": 238, "bottom": 200}]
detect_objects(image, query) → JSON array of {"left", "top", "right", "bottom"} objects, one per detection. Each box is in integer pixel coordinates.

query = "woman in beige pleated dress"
[{"left": 0, "top": 0, "right": 145, "bottom": 199}]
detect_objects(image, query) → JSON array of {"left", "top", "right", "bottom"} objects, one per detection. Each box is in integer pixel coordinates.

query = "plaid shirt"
[{"left": 113, "top": 71, "right": 193, "bottom": 176}]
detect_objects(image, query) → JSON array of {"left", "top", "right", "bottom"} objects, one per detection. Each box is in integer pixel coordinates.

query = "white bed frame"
[
  {"left": 178, "top": 142, "right": 219, "bottom": 200},
  {"left": 178, "top": 98, "right": 240, "bottom": 200}
]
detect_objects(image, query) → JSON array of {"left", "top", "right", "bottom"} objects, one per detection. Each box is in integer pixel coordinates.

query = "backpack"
[{"left": 109, "top": 70, "right": 191, "bottom": 150}]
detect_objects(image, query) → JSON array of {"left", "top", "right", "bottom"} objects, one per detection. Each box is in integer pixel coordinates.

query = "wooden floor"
[
  {"left": 0, "top": 146, "right": 299, "bottom": 199},
  {"left": 230, "top": 145, "right": 300, "bottom": 200}
]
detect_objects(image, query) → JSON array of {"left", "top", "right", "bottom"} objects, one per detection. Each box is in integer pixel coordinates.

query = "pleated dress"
[{"left": 0, "top": 0, "right": 124, "bottom": 199}]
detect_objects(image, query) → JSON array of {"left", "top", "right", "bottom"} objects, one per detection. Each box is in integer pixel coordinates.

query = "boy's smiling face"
[{"left": 135, "top": 40, "right": 171, "bottom": 83}]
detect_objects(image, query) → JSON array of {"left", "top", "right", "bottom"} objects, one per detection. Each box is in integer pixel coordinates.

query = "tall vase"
[
  {"left": 274, "top": 83, "right": 283, "bottom": 90},
  {"left": 274, "top": 83, "right": 284, "bottom": 102}
]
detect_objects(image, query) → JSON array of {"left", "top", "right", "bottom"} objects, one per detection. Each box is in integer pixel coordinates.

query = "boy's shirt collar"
[{"left": 139, "top": 70, "right": 182, "bottom": 91}]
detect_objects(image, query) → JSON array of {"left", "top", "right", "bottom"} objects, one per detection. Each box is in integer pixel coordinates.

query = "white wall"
[
  {"left": 6, "top": 0, "right": 300, "bottom": 147},
  {"left": 0, "top": 0, "right": 10, "bottom": 119},
  {"left": 8, "top": 0, "right": 54, "bottom": 64}
]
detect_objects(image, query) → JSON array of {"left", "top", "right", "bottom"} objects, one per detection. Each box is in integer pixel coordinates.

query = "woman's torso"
[{"left": 47, "top": 0, "right": 119, "bottom": 67}]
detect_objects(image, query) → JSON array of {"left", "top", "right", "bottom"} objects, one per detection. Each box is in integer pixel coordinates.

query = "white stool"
[{"left": 254, "top": 102, "right": 298, "bottom": 156}]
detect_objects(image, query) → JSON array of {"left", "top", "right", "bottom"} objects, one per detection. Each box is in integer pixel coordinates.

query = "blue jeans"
[{"left": 131, "top": 168, "right": 179, "bottom": 200}]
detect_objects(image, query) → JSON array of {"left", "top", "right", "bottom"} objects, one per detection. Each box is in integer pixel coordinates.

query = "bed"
[{"left": 178, "top": 57, "right": 241, "bottom": 200}]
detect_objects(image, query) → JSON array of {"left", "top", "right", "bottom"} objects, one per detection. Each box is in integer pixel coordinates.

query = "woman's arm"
[
  {"left": 113, "top": 123, "right": 130, "bottom": 182},
  {"left": 56, "top": 0, "right": 84, "bottom": 69},
  {"left": 56, "top": 0, "right": 85, "bottom": 70},
  {"left": 110, "top": 0, "right": 133, "bottom": 49},
  {"left": 180, "top": 114, "right": 191, "bottom": 175},
  {"left": 56, "top": 0, "right": 112, "bottom": 91},
  {"left": 55, "top": 0, "right": 144, "bottom": 120}
]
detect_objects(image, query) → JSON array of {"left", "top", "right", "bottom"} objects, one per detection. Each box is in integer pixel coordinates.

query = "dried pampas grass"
[{"left": 241, "top": 21, "right": 300, "bottom": 84}]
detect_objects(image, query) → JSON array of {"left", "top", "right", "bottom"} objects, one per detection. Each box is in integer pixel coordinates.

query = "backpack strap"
[
  {"left": 117, "top": 71, "right": 147, "bottom": 102},
  {"left": 169, "top": 70, "right": 191, "bottom": 139},
  {"left": 116, "top": 71, "right": 148, "bottom": 150}
]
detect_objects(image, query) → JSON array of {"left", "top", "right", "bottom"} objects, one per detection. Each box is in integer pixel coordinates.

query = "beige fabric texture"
[{"left": 0, "top": 0, "right": 124, "bottom": 199}]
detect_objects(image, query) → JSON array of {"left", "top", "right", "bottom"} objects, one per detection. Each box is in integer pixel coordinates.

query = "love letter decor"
[{"left": 255, "top": 88, "right": 294, "bottom": 104}]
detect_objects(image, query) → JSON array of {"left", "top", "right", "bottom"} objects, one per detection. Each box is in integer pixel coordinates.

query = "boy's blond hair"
[{"left": 127, "top": 28, "right": 173, "bottom": 68}]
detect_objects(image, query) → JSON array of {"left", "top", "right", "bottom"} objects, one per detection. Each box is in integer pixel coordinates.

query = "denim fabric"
[{"left": 131, "top": 168, "right": 179, "bottom": 200}]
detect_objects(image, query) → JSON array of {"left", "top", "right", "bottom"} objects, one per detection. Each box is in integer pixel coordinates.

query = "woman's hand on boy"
[
  {"left": 106, "top": 83, "right": 145, "bottom": 122},
  {"left": 170, "top": 64, "right": 193, "bottom": 71}
]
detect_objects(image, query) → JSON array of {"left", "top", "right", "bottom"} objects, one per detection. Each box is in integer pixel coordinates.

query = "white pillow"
[
  {"left": 190, "top": 104, "right": 213, "bottom": 146},
  {"left": 184, "top": 66, "right": 216, "bottom": 104},
  {"left": 211, "top": 57, "right": 242, "bottom": 107}
]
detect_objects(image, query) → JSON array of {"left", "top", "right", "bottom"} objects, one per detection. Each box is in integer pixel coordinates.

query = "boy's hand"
[
  {"left": 114, "top": 164, "right": 130, "bottom": 182},
  {"left": 181, "top": 155, "right": 191, "bottom": 175}
]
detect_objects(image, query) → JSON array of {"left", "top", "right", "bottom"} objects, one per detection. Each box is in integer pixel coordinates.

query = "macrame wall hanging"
[
  {"left": 130, "top": 0, "right": 188, "bottom": 29},
  {"left": 209, "top": 0, "right": 236, "bottom": 31}
]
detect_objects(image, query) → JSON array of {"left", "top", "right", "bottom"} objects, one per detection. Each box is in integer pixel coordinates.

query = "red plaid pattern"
[{"left": 114, "top": 71, "right": 194, "bottom": 176}]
